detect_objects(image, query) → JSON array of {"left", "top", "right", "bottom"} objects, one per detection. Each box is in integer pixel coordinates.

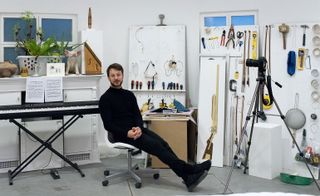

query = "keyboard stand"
[{"left": 8, "top": 114, "right": 85, "bottom": 185}]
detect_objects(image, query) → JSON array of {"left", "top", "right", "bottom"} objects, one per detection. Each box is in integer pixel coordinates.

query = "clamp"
[{"left": 225, "top": 25, "right": 235, "bottom": 49}]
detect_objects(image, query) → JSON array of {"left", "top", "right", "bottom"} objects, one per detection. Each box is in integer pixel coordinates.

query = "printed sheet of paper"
[
  {"left": 26, "top": 77, "right": 45, "bottom": 103},
  {"left": 45, "top": 77, "right": 63, "bottom": 102}
]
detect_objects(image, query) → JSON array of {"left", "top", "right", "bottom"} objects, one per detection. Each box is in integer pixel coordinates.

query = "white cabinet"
[
  {"left": 62, "top": 76, "right": 101, "bottom": 165},
  {"left": 0, "top": 92, "right": 20, "bottom": 106},
  {"left": 0, "top": 88, "right": 22, "bottom": 172},
  {"left": 64, "top": 115, "right": 99, "bottom": 165},
  {"left": 20, "top": 120, "right": 64, "bottom": 171},
  {"left": 0, "top": 120, "right": 19, "bottom": 173}
]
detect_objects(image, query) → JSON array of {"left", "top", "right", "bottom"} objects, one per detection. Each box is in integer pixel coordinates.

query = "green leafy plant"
[{"left": 14, "top": 11, "right": 81, "bottom": 57}]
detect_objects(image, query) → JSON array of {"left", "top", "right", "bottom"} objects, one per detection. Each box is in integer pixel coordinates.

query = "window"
[
  {"left": 201, "top": 10, "right": 258, "bottom": 27},
  {"left": 0, "top": 13, "right": 77, "bottom": 64},
  {"left": 204, "top": 16, "right": 226, "bottom": 27}
]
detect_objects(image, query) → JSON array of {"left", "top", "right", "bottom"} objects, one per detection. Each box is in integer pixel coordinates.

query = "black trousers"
[{"left": 114, "top": 127, "right": 189, "bottom": 177}]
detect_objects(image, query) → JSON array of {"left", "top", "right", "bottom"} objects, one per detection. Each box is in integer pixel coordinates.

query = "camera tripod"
[{"left": 223, "top": 58, "right": 320, "bottom": 194}]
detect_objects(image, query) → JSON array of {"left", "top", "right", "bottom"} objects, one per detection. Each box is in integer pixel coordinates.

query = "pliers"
[
  {"left": 220, "top": 30, "right": 226, "bottom": 46},
  {"left": 225, "top": 25, "right": 235, "bottom": 49}
]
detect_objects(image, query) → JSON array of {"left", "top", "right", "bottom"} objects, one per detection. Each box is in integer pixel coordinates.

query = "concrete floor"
[{"left": 0, "top": 155, "right": 319, "bottom": 196}]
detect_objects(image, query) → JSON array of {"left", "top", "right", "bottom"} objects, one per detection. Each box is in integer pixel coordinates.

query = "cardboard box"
[{"left": 148, "top": 119, "right": 188, "bottom": 168}]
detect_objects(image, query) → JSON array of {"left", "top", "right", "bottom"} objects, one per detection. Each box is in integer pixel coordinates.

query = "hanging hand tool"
[
  {"left": 225, "top": 25, "right": 235, "bottom": 49},
  {"left": 220, "top": 30, "right": 226, "bottom": 46},
  {"left": 305, "top": 49, "right": 311, "bottom": 69},
  {"left": 236, "top": 31, "right": 244, "bottom": 52},
  {"left": 135, "top": 81, "right": 139, "bottom": 89},
  {"left": 229, "top": 79, "right": 237, "bottom": 92},
  {"left": 208, "top": 36, "right": 219, "bottom": 49},
  {"left": 297, "top": 48, "right": 305, "bottom": 70},
  {"left": 279, "top": 23, "right": 289, "bottom": 49},
  {"left": 263, "top": 25, "right": 273, "bottom": 110},
  {"left": 236, "top": 31, "right": 244, "bottom": 47},
  {"left": 241, "top": 30, "right": 247, "bottom": 93},
  {"left": 162, "top": 82, "right": 165, "bottom": 90},
  {"left": 131, "top": 80, "right": 134, "bottom": 89},
  {"left": 139, "top": 81, "right": 142, "bottom": 89},
  {"left": 287, "top": 51, "right": 296, "bottom": 76},
  {"left": 251, "top": 31, "right": 258, "bottom": 59},
  {"left": 234, "top": 60, "right": 239, "bottom": 80},
  {"left": 234, "top": 95, "right": 239, "bottom": 147},
  {"left": 301, "top": 25, "right": 309, "bottom": 47},
  {"left": 201, "top": 37, "right": 206, "bottom": 49},
  {"left": 247, "top": 30, "right": 251, "bottom": 86}
]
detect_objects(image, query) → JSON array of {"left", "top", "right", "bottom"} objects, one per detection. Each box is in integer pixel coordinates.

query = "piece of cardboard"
[
  {"left": 148, "top": 120, "right": 188, "bottom": 168},
  {"left": 84, "top": 42, "right": 102, "bottom": 75}
]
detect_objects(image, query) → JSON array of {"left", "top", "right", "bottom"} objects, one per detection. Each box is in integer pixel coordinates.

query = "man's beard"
[{"left": 110, "top": 80, "right": 122, "bottom": 88}]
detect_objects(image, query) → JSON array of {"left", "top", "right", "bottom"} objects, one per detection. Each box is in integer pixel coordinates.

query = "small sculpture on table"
[{"left": 65, "top": 50, "right": 81, "bottom": 75}]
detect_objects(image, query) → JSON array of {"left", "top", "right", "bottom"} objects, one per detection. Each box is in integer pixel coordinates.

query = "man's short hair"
[{"left": 107, "top": 63, "right": 124, "bottom": 77}]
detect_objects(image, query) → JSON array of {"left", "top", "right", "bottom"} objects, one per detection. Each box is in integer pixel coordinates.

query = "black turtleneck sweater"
[{"left": 99, "top": 87, "right": 143, "bottom": 139}]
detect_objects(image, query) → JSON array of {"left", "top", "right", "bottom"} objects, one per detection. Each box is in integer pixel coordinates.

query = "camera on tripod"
[{"left": 246, "top": 57, "right": 267, "bottom": 76}]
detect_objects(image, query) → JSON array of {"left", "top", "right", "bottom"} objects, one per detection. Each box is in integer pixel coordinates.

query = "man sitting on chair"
[{"left": 99, "top": 63, "right": 211, "bottom": 192}]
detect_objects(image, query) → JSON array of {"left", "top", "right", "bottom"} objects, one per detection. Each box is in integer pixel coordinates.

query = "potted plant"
[{"left": 14, "top": 11, "right": 81, "bottom": 76}]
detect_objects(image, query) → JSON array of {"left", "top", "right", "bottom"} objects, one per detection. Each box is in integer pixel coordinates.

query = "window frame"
[
  {"left": 0, "top": 12, "right": 78, "bottom": 61},
  {"left": 200, "top": 10, "right": 258, "bottom": 28}
]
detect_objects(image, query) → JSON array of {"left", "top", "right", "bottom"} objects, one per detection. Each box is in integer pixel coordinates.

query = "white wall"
[{"left": 1, "top": 0, "right": 320, "bottom": 106}]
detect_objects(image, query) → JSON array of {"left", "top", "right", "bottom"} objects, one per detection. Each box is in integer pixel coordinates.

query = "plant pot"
[{"left": 17, "top": 56, "right": 63, "bottom": 76}]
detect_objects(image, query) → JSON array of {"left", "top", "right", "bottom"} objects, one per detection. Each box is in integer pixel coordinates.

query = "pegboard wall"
[{"left": 128, "top": 25, "right": 186, "bottom": 110}]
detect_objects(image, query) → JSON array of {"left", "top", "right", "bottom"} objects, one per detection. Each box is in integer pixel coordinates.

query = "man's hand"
[{"left": 127, "top": 127, "right": 142, "bottom": 140}]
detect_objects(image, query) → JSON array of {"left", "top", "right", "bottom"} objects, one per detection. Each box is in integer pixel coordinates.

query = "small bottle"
[{"left": 20, "top": 67, "right": 28, "bottom": 77}]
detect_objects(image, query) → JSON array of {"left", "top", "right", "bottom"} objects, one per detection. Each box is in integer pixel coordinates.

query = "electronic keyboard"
[{"left": 0, "top": 100, "right": 99, "bottom": 119}]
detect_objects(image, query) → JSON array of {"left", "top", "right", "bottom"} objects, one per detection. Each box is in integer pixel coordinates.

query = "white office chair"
[{"left": 102, "top": 133, "right": 159, "bottom": 188}]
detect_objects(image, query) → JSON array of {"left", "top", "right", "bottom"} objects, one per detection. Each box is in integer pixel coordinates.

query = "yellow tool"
[
  {"left": 297, "top": 48, "right": 305, "bottom": 70},
  {"left": 263, "top": 94, "right": 272, "bottom": 110},
  {"left": 140, "top": 98, "right": 151, "bottom": 114},
  {"left": 203, "top": 64, "right": 219, "bottom": 160},
  {"left": 251, "top": 31, "right": 258, "bottom": 59}
]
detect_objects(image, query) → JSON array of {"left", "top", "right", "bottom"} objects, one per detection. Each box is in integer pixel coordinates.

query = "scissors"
[{"left": 236, "top": 31, "right": 244, "bottom": 47}]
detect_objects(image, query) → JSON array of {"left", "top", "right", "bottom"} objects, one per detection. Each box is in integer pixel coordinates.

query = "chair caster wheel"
[
  {"left": 102, "top": 180, "right": 109, "bottom": 186},
  {"left": 135, "top": 166, "right": 139, "bottom": 170},
  {"left": 153, "top": 173, "right": 160, "bottom": 179},
  {"left": 135, "top": 182, "right": 142, "bottom": 188},
  {"left": 104, "top": 170, "right": 110, "bottom": 176}
]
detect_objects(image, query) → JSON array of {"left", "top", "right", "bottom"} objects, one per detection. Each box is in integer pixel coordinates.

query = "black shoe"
[
  {"left": 192, "top": 160, "right": 212, "bottom": 173},
  {"left": 183, "top": 170, "right": 208, "bottom": 192}
]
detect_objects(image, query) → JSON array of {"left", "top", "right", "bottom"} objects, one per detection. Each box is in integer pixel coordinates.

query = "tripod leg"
[
  {"left": 223, "top": 82, "right": 260, "bottom": 193},
  {"left": 243, "top": 96, "right": 259, "bottom": 174},
  {"left": 243, "top": 82, "right": 264, "bottom": 174},
  {"left": 272, "top": 97, "right": 320, "bottom": 192}
]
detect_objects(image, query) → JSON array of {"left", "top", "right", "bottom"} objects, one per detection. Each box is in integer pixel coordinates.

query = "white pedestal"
[{"left": 249, "top": 123, "right": 282, "bottom": 179}]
